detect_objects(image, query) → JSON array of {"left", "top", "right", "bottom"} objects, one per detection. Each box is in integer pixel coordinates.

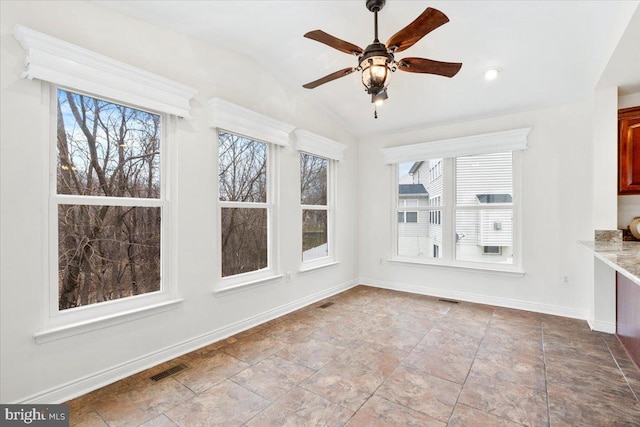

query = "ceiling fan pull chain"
[{"left": 374, "top": 104, "right": 378, "bottom": 119}]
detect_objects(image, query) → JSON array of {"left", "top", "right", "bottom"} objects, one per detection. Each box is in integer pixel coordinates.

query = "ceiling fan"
[{"left": 303, "top": 0, "right": 462, "bottom": 117}]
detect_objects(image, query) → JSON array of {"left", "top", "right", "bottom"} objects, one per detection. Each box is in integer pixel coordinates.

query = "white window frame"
[
  {"left": 384, "top": 128, "right": 530, "bottom": 274},
  {"left": 300, "top": 153, "right": 336, "bottom": 269},
  {"left": 216, "top": 131, "right": 279, "bottom": 289},
  {"left": 210, "top": 98, "right": 295, "bottom": 292},
  {"left": 44, "top": 87, "right": 181, "bottom": 342},
  {"left": 13, "top": 26, "right": 196, "bottom": 343},
  {"left": 295, "top": 129, "right": 346, "bottom": 272}
]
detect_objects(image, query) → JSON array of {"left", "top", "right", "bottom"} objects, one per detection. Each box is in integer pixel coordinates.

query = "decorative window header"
[
  {"left": 381, "top": 127, "right": 532, "bottom": 164},
  {"left": 13, "top": 24, "right": 197, "bottom": 119},
  {"left": 209, "top": 97, "right": 295, "bottom": 147},
  {"left": 295, "top": 129, "right": 347, "bottom": 162}
]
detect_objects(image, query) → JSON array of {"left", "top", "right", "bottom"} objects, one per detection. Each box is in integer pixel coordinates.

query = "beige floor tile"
[
  {"left": 164, "top": 380, "right": 269, "bottom": 427},
  {"left": 301, "top": 358, "right": 385, "bottom": 411},
  {"left": 458, "top": 374, "right": 548, "bottom": 427},
  {"left": 401, "top": 345, "right": 474, "bottom": 384},
  {"left": 277, "top": 336, "right": 347, "bottom": 370},
  {"left": 245, "top": 386, "right": 353, "bottom": 427},
  {"left": 345, "top": 395, "right": 444, "bottom": 427},
  {"left": 448, "top": 403, "right": 524, "bottom": 427},
  {"left": 375, "top": 365, "right": 461, "bottom": 422},
  {"left": 230, "top": 354, "right": 315, "bottom": 400},
  {"left": 172, "top": 351, "right": 249, "bottom": 393},
  {"left": 66, "top": 285, "right": 640, "bottom": 427}
]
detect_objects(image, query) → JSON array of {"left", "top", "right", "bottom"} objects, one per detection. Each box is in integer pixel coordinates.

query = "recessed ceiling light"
[{"left": 484, "top": 66, "right": 502, "bottom": 81}]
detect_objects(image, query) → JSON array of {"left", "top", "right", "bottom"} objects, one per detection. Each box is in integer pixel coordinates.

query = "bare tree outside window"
[
  {"left": 301, "top": 153, "right": 328, "bottom": 261},
  {"left": 218, "top": 132, "right": 269, "bottom": 276},
  {"left": 56, "top": 89, "right": 162, "bottom": 310}
]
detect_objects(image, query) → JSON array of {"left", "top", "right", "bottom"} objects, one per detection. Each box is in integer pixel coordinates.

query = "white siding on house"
[{"left": 456, "top": 152, "right": 512, "bottom": 206}]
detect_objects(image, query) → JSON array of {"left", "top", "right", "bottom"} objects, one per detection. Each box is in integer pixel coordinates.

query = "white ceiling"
[{"left": 93, "top": 0, "right": 639, "bottom": 138}]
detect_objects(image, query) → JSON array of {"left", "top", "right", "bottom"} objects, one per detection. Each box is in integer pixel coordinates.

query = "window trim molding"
[
  {"left": 209, "top": 98, "right": 295, "bottom": 147},
  {"left": 13, "top": 25, "right": 197, "bottom": 119},
  {"left": 294, "top": 129, "right": 347, "bottom": 162},
  {"left": 381, "top": 127, "right": 532, "bottom": 164}
]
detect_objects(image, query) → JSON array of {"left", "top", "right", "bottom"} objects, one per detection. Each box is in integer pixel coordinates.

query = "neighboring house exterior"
[{"left": 399, "top": 153, "right": 513, "bottom": 263}]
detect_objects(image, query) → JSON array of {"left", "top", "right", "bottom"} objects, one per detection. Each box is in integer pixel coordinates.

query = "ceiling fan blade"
[
  {"left": 397, "top": 58, "right": 462, "bottom": 78},
  {"left": 386, "top": 7, "right": 450, "bottom": 53},
  {"left": 303, "top": 67, "right": 357, "bottom": 89},
  {"left": 304, "top": 30, "right": 364, "bottom": 55}
]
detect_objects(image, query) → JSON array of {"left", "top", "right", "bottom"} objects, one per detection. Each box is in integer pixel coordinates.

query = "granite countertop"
[{"left": 581, "top": 240, "right": 640, "bottom": 286}]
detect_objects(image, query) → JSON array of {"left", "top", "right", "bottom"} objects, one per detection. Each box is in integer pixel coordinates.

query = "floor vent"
[
  {"left": 318, "top": 301, "right": 335, "bottom": 308},
  {"left": 438, "top": 298, "right": 460, "bottom": 304},
  {"left": 150, "top": 364, "right": 188, "bottom": 382}
]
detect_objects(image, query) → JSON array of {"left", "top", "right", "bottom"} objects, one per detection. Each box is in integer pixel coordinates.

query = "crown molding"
[
  {"left": 382, "top": 127, "right": 532, "bottom": 164},
  {"left": 13, "top": 24, "right": 197, "bottom": 118},
  {"left": 208, "top": 98, "right": 294, "bottom": 146},
  {"left": 294, "top": 129, "right": 348, "bottom": 161}
]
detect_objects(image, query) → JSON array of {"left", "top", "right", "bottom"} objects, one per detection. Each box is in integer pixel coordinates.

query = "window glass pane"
[
  {"left": 455, "top": 208, "right": 513, "bottom": 264},
  {"left": 218, "top": 132, "right": 267, "bottom": 202},
  {"left": 300, "top": 154, "right": 327, "bottom": 205},
  {"left": 456, "top": 152, "right": 512, "bottom": 206},
  {"left": 58, "top": 204, "right": 161, "bottom": 310},
  {"left": 221, "top": 208, "right": 267, "bottom": 276},
  {"left": 57, "top": 89, "right": 161, "bottom": 198},
  {"left": 397, "top": 210, "right": 442, "bottom": 259},
  {"left": 302, "top": 210, "right": 328, "bottom": 261}
]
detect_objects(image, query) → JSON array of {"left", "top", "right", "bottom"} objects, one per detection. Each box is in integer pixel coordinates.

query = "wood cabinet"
[
  {"left": 617, "top": 272, "right": 640, "bottom": 368},
  {"left": 619, "top": 106, "right": 640, "bottom": 195}
]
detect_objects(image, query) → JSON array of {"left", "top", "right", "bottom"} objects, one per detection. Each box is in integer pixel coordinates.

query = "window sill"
[
  {"left": 299, "top": 260, "right": 340, "bottom": 273},
  {"left": 34, "top": 298, "right": 183, "bottom": 344},
  {"left": 214, "top": 274, "right": 285, "bottom": 296},
  {"left": 388, "top": 258, "right": 525, "bottom": 277}
]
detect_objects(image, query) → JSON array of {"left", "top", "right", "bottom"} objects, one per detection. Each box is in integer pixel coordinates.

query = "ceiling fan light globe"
[{"left": 361, "top": 56, "right": 391, "bottom": 93}]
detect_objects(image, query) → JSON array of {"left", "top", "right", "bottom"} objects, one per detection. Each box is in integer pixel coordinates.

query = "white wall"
[
  {"left": 358, "top": 101, "right": 594, "bottom": 318},
  {"left": 0, "top": 1, "right": 359, "bottom": 403}
]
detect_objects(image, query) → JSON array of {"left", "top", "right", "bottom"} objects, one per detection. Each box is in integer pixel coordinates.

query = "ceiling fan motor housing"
[{"left": 366, "top": 0, "right": 386, "bottom": 12}]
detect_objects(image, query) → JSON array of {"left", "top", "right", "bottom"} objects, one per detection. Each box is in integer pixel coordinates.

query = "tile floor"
[{"left": 67, "top": 285, "right": 640, "bottom": 426}]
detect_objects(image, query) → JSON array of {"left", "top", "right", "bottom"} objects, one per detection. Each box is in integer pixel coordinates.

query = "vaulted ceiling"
[{"left": 94, "top": 0, "right": 639, "bottom": 138}]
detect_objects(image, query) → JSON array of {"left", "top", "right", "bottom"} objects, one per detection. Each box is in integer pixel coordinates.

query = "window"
[
  {"left": 301, "top": 153, "right": 329, "bottom": 262},
  {"left": 15, "top": 25, "right": 194, "bottom": 342},
  {"left": 484, "top": 246, "right": 501, "bottom": 255},
  {"left": 211, "top": 98, "right": 295, "bottom": 289},
  {"left": 394, "top": 153, "right": 516, "bottom": 268},
  {"left": 398, "top": 200, "right": 419, "bottom": 223},
  {"left": 294, "top": 129, "right": 346, "bottom": 270},
  {"left": 384, "top": 127, "right": 530, "bottom": 272},
  {"left": 54, "top": 89, "right": 165, "bottom": 310},
  {"left": 218, "top": 132, "right": 270, "bottom": 277},
  {"left": 455, "top": 151, "right": 514, "bottom": 264}
]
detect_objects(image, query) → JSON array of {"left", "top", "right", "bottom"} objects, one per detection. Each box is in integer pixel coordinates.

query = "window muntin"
[
  {"left": 395, "top": 152, "right": 517, "bottom": 269},
  {"left": 218, "top": 131, "right": 270, "bottom": 278},
  {"left": 300, "top": 153, "right": 330, "bottom": 263},
  {"left": 54, "top": 89, "right": 164, "bottom": 311}
]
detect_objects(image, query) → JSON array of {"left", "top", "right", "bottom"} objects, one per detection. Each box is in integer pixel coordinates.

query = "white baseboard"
[
  {"left": 360, "top": 277, "right": 589, "bottom": 321},
  {"left": 19, "top": 279, "right": 359, "bottom": 404},
  {"left": 587, "top": 318, "right": 616, "bottom": 334}
]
